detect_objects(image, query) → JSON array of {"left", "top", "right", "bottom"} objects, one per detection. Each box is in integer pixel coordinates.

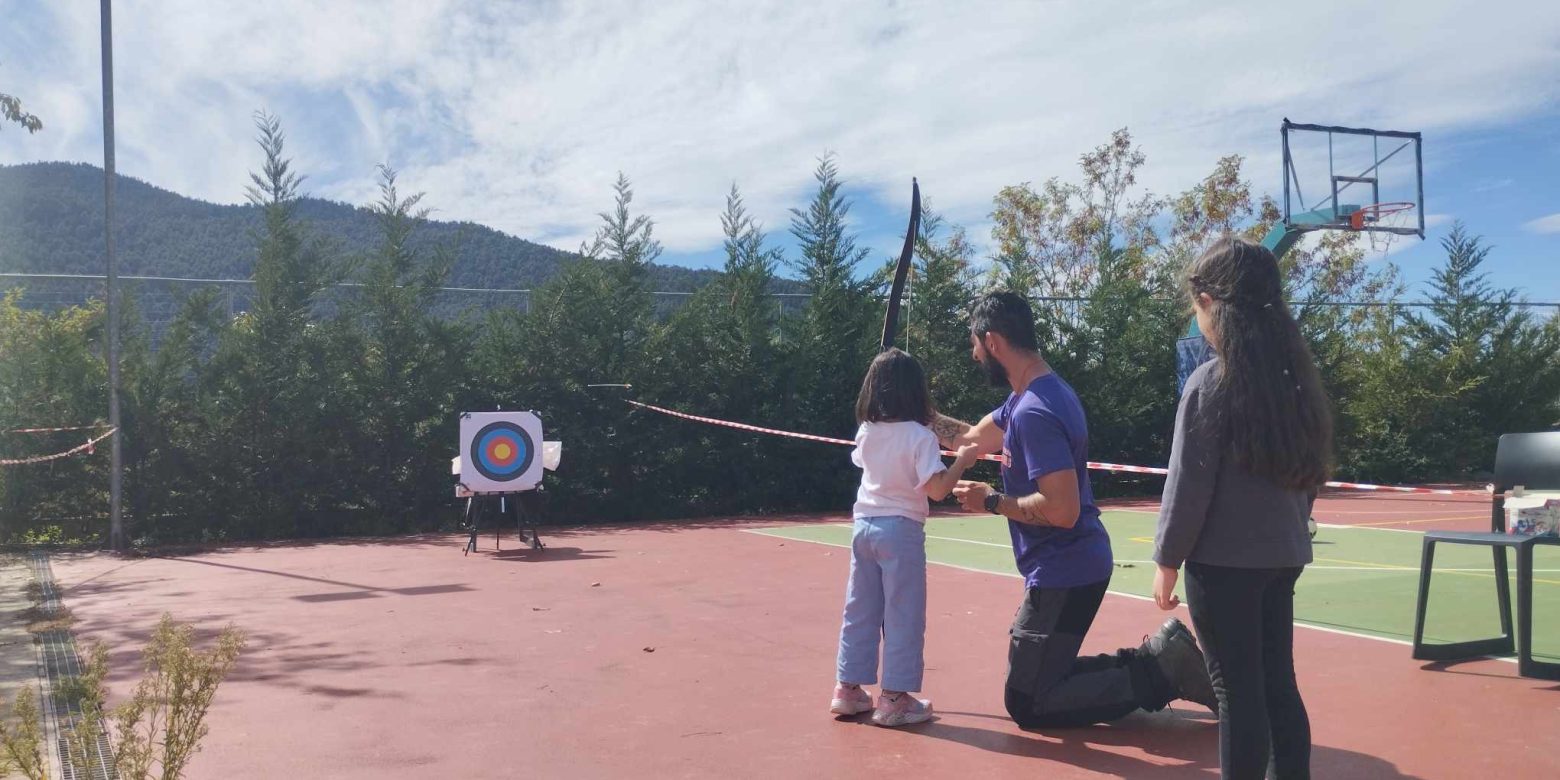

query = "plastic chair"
[{"left": 1412, "top": 432, "right": 1560, "bottom": 680}]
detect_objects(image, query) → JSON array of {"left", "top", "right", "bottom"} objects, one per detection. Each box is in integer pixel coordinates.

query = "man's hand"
[
  {"left": 952, "top": 480, "right": 991, "bottom": 513},
  {"left": 1153, "top": 565, "right": 1181, "bottom": 611}
]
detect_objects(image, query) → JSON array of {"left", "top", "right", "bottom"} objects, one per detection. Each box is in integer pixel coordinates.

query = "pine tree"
[
  {"left": 206, "top": 112, "right": 345, "bottom": 537},
  {"left": 1402, "top": 223, "right": 1560, "bottom": 474},
  {"left": 783, "top": 156, "right": 876, "bottom": 508},
  {"left": 342, "top": 165, "right": 466, "bottom": 524}
]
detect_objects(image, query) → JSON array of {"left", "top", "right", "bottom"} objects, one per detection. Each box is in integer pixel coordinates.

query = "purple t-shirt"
[{"left": 993, "top": 373, "right": 1114, "bottom": 589}]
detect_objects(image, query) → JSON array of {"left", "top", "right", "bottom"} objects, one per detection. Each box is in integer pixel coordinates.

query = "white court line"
[
  {"left": 924, "top": 534, "right": 1559, "bottom": 571},
  {"left": 1108, "top": 558, "right": 1560, "bottom": 573},
  {"left": 1313, "top": 510, "right": 1485, "bottom": 516},
  {"left": 1110, "top": 508, "right": 1435, "bottom": 533},
  {"left": 744, "top": 527, "right": 1522, "bottom": 665},
  {"left": 926, "top": 533, "right": 1009, "bottom": 549}
]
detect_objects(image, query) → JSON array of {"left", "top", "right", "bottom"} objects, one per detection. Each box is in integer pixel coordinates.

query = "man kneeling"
[{"left": 938, "top": 292, "right": 1216, "bottom": 728}]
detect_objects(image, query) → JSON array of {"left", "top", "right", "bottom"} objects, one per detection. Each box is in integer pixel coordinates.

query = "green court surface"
[{"left": 754, "top": 510, "right": 1560, "bottom": 663}]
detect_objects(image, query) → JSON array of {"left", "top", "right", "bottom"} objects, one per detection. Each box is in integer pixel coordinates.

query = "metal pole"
[
  {"left": 1281, "top": 122, "right": 1291, "bottom": 221},
  {"left": 1414, "top": 137, "right": 1425, "bottom": 238},
  {"left": 101, "top": 0, "right": 124, "bottom": 551},
  {"left": 1327, "top": 132, "right": 1336, "bottom": 221}
]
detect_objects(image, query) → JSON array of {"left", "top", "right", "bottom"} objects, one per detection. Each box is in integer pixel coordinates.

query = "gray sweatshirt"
[{"left": 1153, "top": 359, "right": 1316, "bottom": 570}]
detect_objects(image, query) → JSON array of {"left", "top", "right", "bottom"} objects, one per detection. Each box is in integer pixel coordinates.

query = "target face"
[
  {"left": 471, "top": 421, "right": 535, "bottom": 482},
  {"left": 458, "top": 411, "right": 544, "bottom": 493}
]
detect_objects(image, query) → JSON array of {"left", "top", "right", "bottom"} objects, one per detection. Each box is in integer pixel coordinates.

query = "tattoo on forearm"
[
  {"left": 931, "top": 414, "right": 970, "bottom": 444},
  {"left": 1013, "top": 493, "right": 1050, "bottom": 526}
]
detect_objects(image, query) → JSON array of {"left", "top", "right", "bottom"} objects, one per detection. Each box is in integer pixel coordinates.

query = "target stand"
[
  {"left": 452, "top": 411, "right": 561, "bottom": 555},
  {"left": 459, "top": 490, "right": 545, "bottom": 555}
]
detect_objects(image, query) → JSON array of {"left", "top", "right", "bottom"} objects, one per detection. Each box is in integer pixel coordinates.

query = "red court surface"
[
  {"left": 1309, "top": 491, "right": 1493, "bottom": 532},
  {"left": 50, "top": 514, "right": 1559, "bottom": 779},
  {"left": 1101, "top": 489, "right": 1495, "bottom": 533}
]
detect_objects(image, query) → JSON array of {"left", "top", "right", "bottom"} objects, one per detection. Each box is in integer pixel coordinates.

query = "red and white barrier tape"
[
  {"left": 4, "top": 423, "right": 110, "bottom": 435},
  {"left": 626, "top": 400, "right": 1005, "bottom": 462},
  {"left": 0, "top": 428, "right": 116, "bottom": 466},
  {"left": 1319, "top": 479, "right": 1486, "bottom": 496},
  {"left": 627, "top": 400, "right": 1489, "bottom": 497},
  {"left": 1086, "top": 461, "right": 1169, "bottom": 476}
]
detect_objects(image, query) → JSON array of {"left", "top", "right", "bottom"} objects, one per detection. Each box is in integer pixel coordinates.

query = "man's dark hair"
[
  {"left": 855, "top": 348, "right": 935, "bottom": 425},
  {"left": 969, "top": 291, "right": 1039, "bottom": 352}
]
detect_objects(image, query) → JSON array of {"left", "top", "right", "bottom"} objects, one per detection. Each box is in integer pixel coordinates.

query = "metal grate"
[{"left": 27, "top": 552, "right": 117, "bottom": 780}]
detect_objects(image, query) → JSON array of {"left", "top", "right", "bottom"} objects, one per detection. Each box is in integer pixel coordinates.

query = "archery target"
[{"left": 458, "top": 411, "right": 543, "bottom": 493}]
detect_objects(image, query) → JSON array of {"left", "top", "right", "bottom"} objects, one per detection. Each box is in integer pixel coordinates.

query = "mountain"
[{"left": 0, "top": 162, "right": 785, "bottom": 293}]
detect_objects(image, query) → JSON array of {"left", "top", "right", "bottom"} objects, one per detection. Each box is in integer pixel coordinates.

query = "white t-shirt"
[{"left": 851, "top": 421, "right": 946, "bottom": 522}]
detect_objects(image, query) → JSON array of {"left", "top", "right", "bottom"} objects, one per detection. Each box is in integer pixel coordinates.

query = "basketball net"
[{"left": 1351, "top": 203, "right": 1416, "bottom": 257}]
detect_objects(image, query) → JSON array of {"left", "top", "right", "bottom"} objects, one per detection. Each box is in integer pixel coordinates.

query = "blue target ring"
[{"left": 471, "top": 421, "right": 535, "bottom": 482}]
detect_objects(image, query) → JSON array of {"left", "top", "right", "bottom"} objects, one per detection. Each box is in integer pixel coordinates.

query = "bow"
[{"left": 879, "top": 177, "right": 921, "bottom": 352}]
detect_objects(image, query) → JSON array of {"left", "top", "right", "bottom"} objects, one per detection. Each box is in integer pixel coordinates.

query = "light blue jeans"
[{"left": 836, "top": 516, "right": 927, "bottom": 692}]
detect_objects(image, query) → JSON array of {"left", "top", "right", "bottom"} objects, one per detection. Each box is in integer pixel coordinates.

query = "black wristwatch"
[{"left": 984, "top": 491, "right": 1005, "bottom": 514}]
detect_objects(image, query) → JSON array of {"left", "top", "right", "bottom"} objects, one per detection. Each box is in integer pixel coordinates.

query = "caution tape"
[
  {"left": 626, "top": 401, "right": 1489, "bottom": 497},
  {"left": 1087, "top": 461, "right": 1170, "bottom": 476},
  {"left": 0, "top": 428, "right": 116, "bottom": 466},
  {"left": 4, "top": 423, "right": 111, "bottom": 435},
  {"left": 626, "top": 400, "right": 1005, "bottom": 462},
  {"left": 1316, "top": 479, "right": 1487, "bottom": 497}
]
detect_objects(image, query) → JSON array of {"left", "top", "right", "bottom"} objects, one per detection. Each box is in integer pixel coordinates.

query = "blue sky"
[{"left": 2, "top": 0, "right": 1557, "bottom": 299}]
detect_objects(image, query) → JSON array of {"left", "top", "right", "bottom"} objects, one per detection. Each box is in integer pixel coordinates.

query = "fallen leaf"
[{"left": 642, "top": 646, "right": 656, "bottom": 653}]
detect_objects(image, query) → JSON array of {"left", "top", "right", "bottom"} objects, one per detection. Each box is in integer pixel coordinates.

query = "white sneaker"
[
  {"left": 872, "top": 692, "right": 933, "bottom": 727},
  {"left": 830, "top": 684, "right": 874, "bottom": 716}
]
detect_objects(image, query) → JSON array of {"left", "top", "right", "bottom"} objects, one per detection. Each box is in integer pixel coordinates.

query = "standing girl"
[
  {"left": 832, "top": 348, "right": 978, "bottom": 727},
  {"left": 1153, "top": 237, "right": 1331, "bottom": 779}
]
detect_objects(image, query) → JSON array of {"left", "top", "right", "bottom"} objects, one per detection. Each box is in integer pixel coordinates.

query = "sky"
[{"left": 2, "top": 0, "right": 1558, "bottom": 300}]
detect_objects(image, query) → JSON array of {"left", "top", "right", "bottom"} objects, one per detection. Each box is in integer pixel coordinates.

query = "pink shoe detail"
[
  {"left": 872, "top": 693, "right": 933, "bottom": 727},
  {"left": 830, "top": 684, "right": 874, "bottom": 716}
]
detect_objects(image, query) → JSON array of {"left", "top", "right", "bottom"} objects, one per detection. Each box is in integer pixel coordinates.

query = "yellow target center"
[{"left": 494, "top": 442, "right": 513, "bottom": 460}]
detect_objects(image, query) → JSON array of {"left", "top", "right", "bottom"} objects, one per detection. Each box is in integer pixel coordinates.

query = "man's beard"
[{"left": 979, "top": 350, "right": 1009, "bottom": 388}]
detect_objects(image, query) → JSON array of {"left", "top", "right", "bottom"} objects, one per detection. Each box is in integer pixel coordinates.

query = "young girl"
[
  {"left": 831, "top": 348, "right": 979, "bottom": 727},
  {"left": 1153, "top": 237, "right": 1331, "bottom": 779}
]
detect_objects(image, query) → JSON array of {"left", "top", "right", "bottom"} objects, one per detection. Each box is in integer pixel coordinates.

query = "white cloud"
[
  {"left": 4, "top": 0, "right": 1559, "bottom": 258},
  {"left": 1525, "top": 214, "right": 1560, "bottom": 235}
]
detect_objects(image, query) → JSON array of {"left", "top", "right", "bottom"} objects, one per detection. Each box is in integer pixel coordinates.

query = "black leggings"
[{"left": 1185, "top": 563, "right": 1310, "bottom": 780}]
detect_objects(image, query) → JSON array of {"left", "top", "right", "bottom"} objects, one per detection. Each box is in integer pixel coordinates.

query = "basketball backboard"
[{"left": 1281, "top": 119, "right": 1424, "bottom": 238}]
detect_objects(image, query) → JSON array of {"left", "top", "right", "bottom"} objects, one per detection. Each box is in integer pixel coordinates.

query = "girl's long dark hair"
[
  {"left": 1188, "top": 237, "right": 1333, "bottom": 490},
  {"left": 856, "top": 348, "right": 935, "bottom": 425}
]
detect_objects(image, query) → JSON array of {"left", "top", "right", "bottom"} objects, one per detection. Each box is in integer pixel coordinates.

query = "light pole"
[{"left": 100, "top": 0, "right": 124, "bottom": 551}]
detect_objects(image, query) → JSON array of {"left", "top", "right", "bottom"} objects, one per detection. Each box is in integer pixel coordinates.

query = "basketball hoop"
[
  {"left": 1280, "top": 121, "right": 1425, "bottom": 257},
  {"left": 1348, "top": 202, "right": 1416, "bottom": 231},
  {"left": 1349, "top": 202, "right": 1416, "bottom": 256}
]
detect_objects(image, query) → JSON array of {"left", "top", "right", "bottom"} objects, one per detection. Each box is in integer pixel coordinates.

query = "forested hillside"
[{"left": 0, "top": 161, "right": 773, "bottom": 292}]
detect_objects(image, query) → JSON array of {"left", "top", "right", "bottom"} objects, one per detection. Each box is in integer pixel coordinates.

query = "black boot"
[{"left": 1140, "top": 617, "right": 1217, "bottom": 712}]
